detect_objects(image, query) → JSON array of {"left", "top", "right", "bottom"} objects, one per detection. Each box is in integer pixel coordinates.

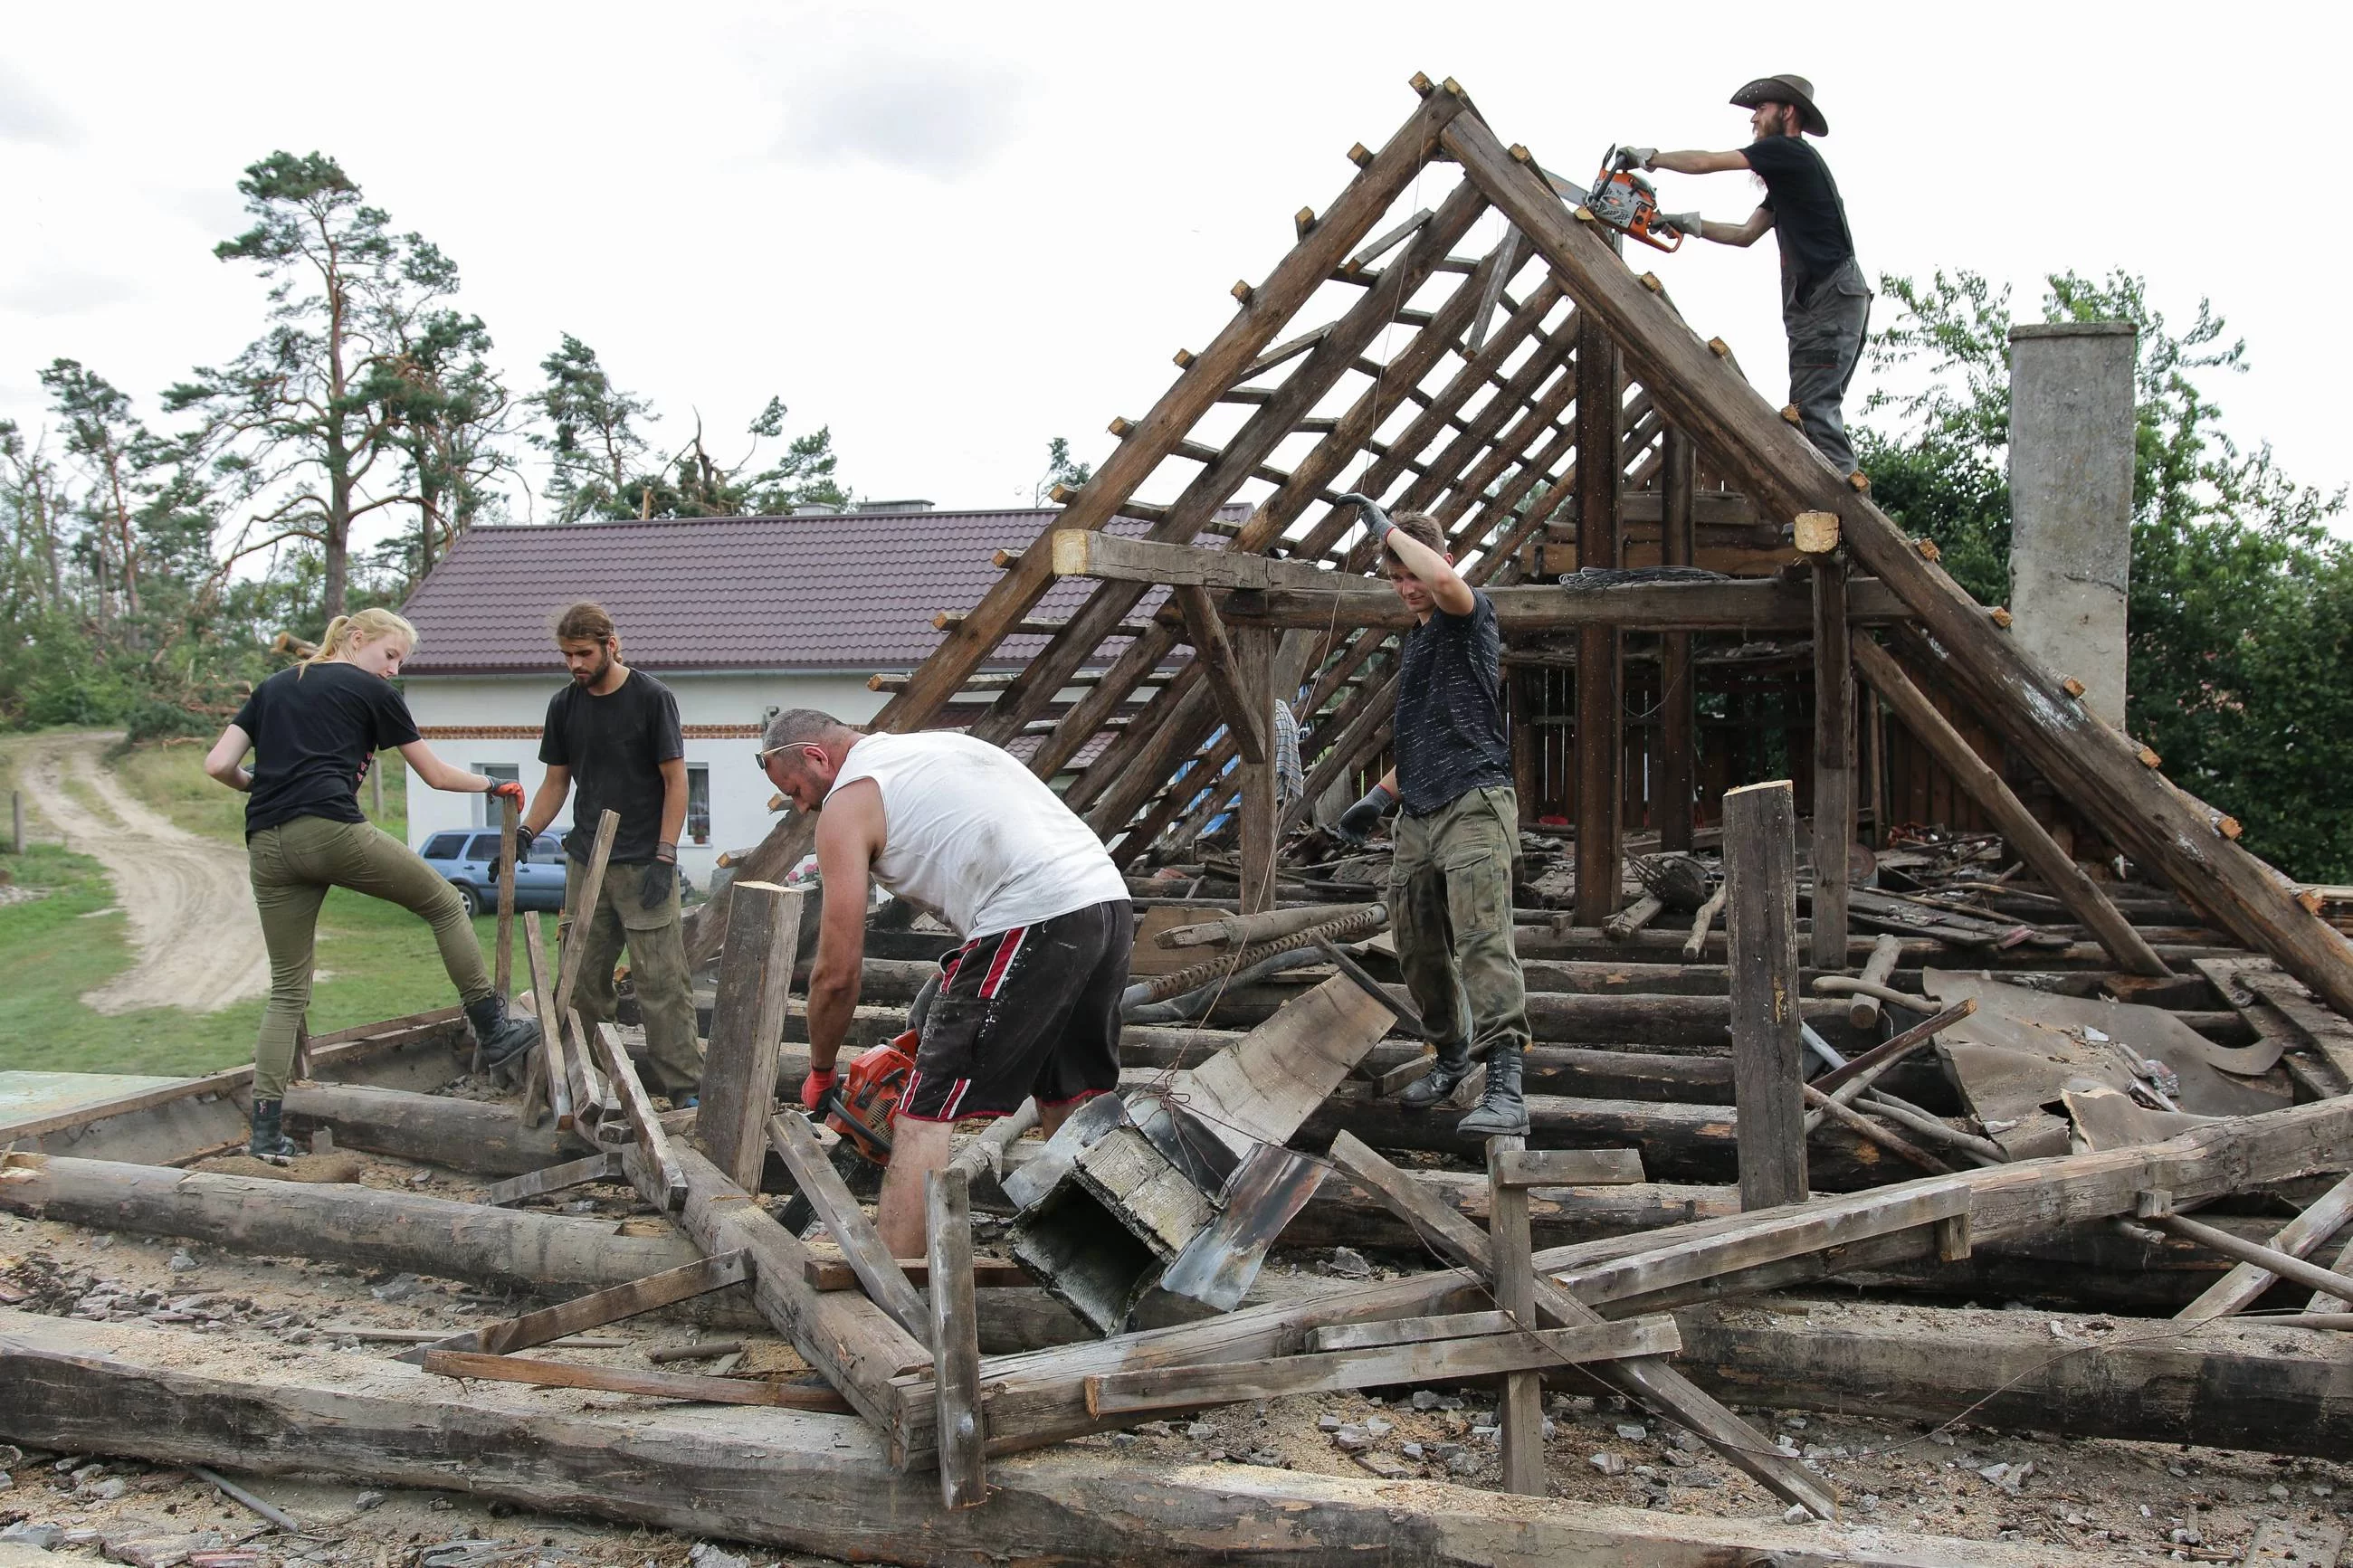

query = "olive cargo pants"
[
  {"left": 1387, "top": 784, "right": 1530, "bottom": 1065},
  {"left": 247, "top": 816, "right": 493, "bottom": 1099},
  {"left": 564, "top": 858, "right": 701, "bottom": 1102}
]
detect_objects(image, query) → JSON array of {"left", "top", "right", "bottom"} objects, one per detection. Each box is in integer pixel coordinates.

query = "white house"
[{"left": 395, "top": 503, "right": 1205, "bottom": 884}]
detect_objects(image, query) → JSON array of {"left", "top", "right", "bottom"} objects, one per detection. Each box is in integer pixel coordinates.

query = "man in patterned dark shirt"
[{"left": 1333, "top": 509, "right": 1532, "bottom": 1136}]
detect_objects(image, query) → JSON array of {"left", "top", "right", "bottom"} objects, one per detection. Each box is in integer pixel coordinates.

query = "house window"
[
  {"left": 475, "top": 764, "right": 519, "bottom": 827},
  {"left": 687, "top": 765, "right": 710, "bottom": 845}
]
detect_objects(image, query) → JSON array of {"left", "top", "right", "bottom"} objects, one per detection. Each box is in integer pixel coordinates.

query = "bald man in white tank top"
[{"left": 757, "top": 709, "right": 1133, "bottom": 1257}]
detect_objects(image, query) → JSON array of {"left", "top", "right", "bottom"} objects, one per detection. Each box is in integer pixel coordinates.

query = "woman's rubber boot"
[
  {"left": 247, "top": 1098, "right": 299, "bottom": 1164},
  {"left": 1397, "top": 1040, "right": 1474, "bottom": 1110},
  {"left": 1457, "top": 1041, "right": 1530, "bottom": 1137},
  {"left": 466, "top": 996, "right": 541, "bottom": 1068}
]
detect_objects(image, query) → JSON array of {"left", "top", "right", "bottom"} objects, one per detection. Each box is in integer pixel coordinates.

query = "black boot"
[
  {"left": 1457, "top": 1041, "right": 1530, "bottom": 1137},
  {"left": 248, "top": 1098, "right": 299, "bottom": 1164},
  {"left": 1397, "top": 1040, "right": 1474, "bottom": 1110},
  {"left": 466, "top": 995, "right": 540, "bottom": 1068}
]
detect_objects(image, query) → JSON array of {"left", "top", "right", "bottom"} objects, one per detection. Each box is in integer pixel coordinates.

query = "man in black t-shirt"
[
  {"left": 1622, "top": 74, "right": 1871, "bottom": 475},
  {"left": 518, "top": 602, "right": 701, "bottom": 1102},
  {"left": 1330, "top": 508, "right": 1532, "bottom": 1137}
]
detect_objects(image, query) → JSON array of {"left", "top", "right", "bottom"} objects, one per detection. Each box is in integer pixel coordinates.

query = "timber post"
[
  {"left": 9, "top": 789, "right": 22, "bottom": 855},
  {"left": 1487, "top": 1133, "right": 1546, "bottom": 1495},
  {"left": 1657, "top": 427, "right": 1696, "bottom": 851},
  {"left": 1233, "top": 614, "right": 1279, "bottom": 915},
  {"left": 1571, "top": 290, "right": 1624, "bottom": 927},
  {"left": 1723, "top": 780, "right": 1806, "bottom": 1209},
  {"left": 1806, "top": 537, "right": 1853, "bottom": 968},
  {"left": 700, "top": 881, "right": 805, "bottom": 1191}
]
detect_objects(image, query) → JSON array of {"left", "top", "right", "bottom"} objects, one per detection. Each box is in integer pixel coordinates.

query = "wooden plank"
[
  {"left": 554, "top": 808, "right": 620, "bottom": 1017},
  {"left": 1220, "top": 575, "right": 1910, "bottom": 631},
  {"left": 591, "top": 1021, "right": 688, "bottom": 1212},
  {"left": 494, "top": 797, "right": 519, "bottom": 1004},
  {"left": 1491, "top": 1147, "right": 1646, "bottom": 1188},
  {"left": 1572, "top": 301, "right": 1624, "bottom": 927},
  {"left": 1811, "top": 557, "right": 1853, "bottom": 967},
  {"left": 1723, "top": 781, "right": 1806, "bottom": 1209},
  {"left": 1321, "top": 1130, "right": 1837, "bottom": 1518},
  {"left": 766, "top": 1109, "right": 929, "bottom": 1339},
  {"left": 1171, "top": 584, "right": 1266, "bottom": 764},
  {"left": 1809, "top": 998, "right": 1977, "bottom": 1098},
  {"left": 562, "top": 1007, "right": 606, "bottom": 1130},
  {"left": 1657, "top": 430, "right": 1695, "bottom": 854},
  {"left": 404, "top": 1250, "right": 752, "bottom": 1363},
  {"left": 422, "top": 1348, "right": 848, "bottom": 1410},
  {"left": 2149, "top": 1206, "right": 2353, "bottom": 1307},
  {"left": 927, "top": 1166, "right": 986, "bottom": 1509},
  {"left": 1435, "top": 97, "right": 2353, "bottom": 1018},
  {"left": 807, "top": 1256, "right": 1031, "bottom": 1292},
  {"left": 1555, "top": 1179, "right": 1974, "bottom": 1311},
  {"left": 519, "top": 912, "right": 574, "bottom": 1130},
  {"left": 1488, "top": 1134, "right": 1546, "bottom": 1496},
  {"left": 2241, "top": 967, "right": 2353, "bottom": 1087},
  {"left": 1056, "top": 531, "right": 1340, "bottom": 594},
  {"left": 1082, "top": 1315, "right": 1680, "bottom": 1415},
  {"left": 483, "top": 1151, "right": 625, "bottom": 1208},
  {"left": 1154, "top": 975, "right": 1396, "bottom": 1159},
  {"left": 1309, "top": 1309, "right": 1513, "bottom": 1353},
  {"left": 700, "top": 880, "right": 805, "bottom": 1191},
  {"left": 2178, "top": 1170, "right": 2353, "bottom": 1321},
  {"left": 1853, "top": 636, "right": 2170, "bottom": 977}
]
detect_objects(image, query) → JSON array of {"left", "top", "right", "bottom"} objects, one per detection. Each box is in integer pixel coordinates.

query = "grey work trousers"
[{"left": 1784, "top": 256, "right": 1872, "bottom": 475}]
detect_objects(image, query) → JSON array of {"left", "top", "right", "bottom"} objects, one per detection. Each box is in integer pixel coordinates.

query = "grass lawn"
[{"left": 0, "top": 734, "right": 555, "bottom": 1079}]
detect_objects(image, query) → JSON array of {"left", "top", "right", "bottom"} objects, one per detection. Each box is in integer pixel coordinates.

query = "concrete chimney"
[{"left": 2006, "top": 321, "right": 2138, "bottom": 728}]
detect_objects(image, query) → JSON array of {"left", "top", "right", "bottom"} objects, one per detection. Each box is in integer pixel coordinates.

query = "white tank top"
[{"left": 826, "top": 730, "right": 1130, "bottom": 940}]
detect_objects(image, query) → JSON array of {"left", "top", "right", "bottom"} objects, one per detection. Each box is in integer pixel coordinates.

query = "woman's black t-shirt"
[{"left": 231, "top": 661, "right": 422, "bottom": 837}]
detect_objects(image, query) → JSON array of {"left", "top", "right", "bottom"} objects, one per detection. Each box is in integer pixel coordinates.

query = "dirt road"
[{"left": 20, "top": 731, "right": 271, "bottom": 1015}]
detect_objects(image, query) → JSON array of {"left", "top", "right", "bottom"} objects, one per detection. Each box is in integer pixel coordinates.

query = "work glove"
[
  {"left": 1332, "top": 491, "right": 1396, "bottom": 546},
  {"left": 510, "top": 836, "right": 529, "bottom": 865},
  {"left": 1333, "top": 782, "right": 1397, "bottom": 845},
  {"left": 640, "top": 843, "right": 677, "bottom": 910},
  {"left": 1662, "top": 211, "right": 1703, "bottom": 238},
  {"left": 488, "top": 778, "right": 526, "bottom": 808},
  {"left": 1617, "top": 146, "right": 1658, "bottom": 172},
  {"left": 800, "top": 1068, "right": 838, "bottom": 1113}
]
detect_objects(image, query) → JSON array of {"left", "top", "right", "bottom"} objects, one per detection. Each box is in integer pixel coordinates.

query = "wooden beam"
[
  {"left": 421, "top": 1349, "right": 848, "bottom": 1410},
  {"left": 1491, "top": 1147, "right": 1645, "bottom": 1187},
  {"left": 700, "top": 881, "right": 805, "bottom": 1191},
  {"left": 405, "top": 1250, "right": 751, "bottom": 1363},
  {"left": 483, "top": 1151, "right": 625, "bottom": 1208},
  {"left": 1170, "top": 584, "right": 1267, "bottom": 764},
  {"left": 1055, "top": 530, "right": 1344, "bottom": 594},
  {"left": 767, "top": 1110, "right": 930, "bottom": 1340},
  {"left": 1572, "top": 302, "right": 1624, "bottom": 927},
  {"left": 494, "top": 797, "right": 519, "bottom": 1005},
  {"left": 1852, "top": 636, "right": 2172, "bottom": 977},
  {"left": 2148, "top": 1204, "right": 2353, "bottom": 1307},
  {"left": 591, "top": 1021, "right": 688, "bottom": 1212},
  {"left": 1081, "top": 1315, "right": 1679, "bottom": 1415},
  {"left": 9, "top": 1308, "right": 2108, "bottom": 1568},
  {"left": 1437, "top": 94, "right": 2353, "bottom": 1018},
  {"left": 1219, "top": 575, "right": 1911, "bottom": 631},
  {"left": 927, "top": 1166, "right": 986, "bottom": 1508},
  {"left": 1657, "top": 428, "right": 1696, "bottom": 851},
  {"left": 808, "top": 1256, "right": 1033, "bottom": 1292},
  {"left": 1810, "top": 557, "right": 1853, "bottom": 967},
  {"left": 1723, "top": 781, "right": 1805, "bottom": 1209},
  {"left": 1320, "top": 1130, "right": 1836, "bottom": 1517},
  {"left": 1847, "top": 932, "right": 1903, "bottom": 1030},
  {"left": 1309, "top": 1308, "right": 1513, "bottom": 1352},
  {"left": 553, "top": 809, "right": 619, "bottom": 1019},
  {"left": 1232, "top": 620, "right": 1278, "bottom": 911}
]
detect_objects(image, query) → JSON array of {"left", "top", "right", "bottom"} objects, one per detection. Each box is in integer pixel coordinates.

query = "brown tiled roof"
[{"left": 397, "top": 507, "right": 1243, "bottom": 677}]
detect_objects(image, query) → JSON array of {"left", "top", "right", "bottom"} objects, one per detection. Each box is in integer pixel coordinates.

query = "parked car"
[{"left": 419, "top": 829, "right": 570, "bottom": 916}]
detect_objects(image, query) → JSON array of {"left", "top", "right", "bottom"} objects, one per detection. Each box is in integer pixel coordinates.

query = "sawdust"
[{"left": 17, "top": 734, "right": 269, "bottom": 1015}]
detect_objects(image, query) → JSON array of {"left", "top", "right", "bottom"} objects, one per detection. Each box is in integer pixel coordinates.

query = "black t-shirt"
[
  {"left": 1741, "top": 135, "right": 1855, "bottom": 301},
  {"left": 231, "top": 661, "right": 421, "bottom": 838},
  {"left": 1392, "top": 590, "right": 1512, "bottom": 817},
  {"left": 538, "top": 670, "right": 684, "bottom": 864}
]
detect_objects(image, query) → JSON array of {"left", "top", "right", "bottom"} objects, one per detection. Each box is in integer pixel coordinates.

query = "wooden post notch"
[
  {"left": 1723, "top": 781, "right": 1805, "bottom": 1210},
  {"left": 700, "top": 880, "right": 805, "bottom": 1191}
]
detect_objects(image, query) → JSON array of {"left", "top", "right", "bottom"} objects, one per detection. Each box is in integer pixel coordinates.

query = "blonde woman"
[{"left": 205, "top": 608, "right": 538, "bottom": 1160}]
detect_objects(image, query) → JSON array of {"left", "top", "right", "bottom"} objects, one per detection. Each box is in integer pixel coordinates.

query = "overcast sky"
[{"left": 5, "top": 2, "right": 2346, "bottom": 562}]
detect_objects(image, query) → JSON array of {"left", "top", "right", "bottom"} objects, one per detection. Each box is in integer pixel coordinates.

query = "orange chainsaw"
[
  {"left": 818, "top": 1031, "right": 915, "bottom": 1165},
  {"left": 1580, "top": 146, "right": 1686, "bottom": 253}
]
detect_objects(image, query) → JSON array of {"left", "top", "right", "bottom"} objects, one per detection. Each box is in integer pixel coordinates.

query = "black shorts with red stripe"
[{"left": 900, "top": 898, "right": 1132, "bottom": 1124}]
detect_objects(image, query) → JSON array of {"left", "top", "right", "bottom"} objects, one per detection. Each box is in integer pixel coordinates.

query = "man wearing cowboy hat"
[{"left": 1623, "top": 75, "right": 1870, "bottom": 478}]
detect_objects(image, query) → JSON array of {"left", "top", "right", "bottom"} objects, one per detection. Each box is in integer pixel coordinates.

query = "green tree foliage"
[
  {"left": 1034, "top": 436, "right": 1093, "bottom": 505},
  {"left": 1859, "top": 268, "right": 2353, "bottom": 879},
  {"left": 525, "top": 342, "right": 848, "bottom": 519}
]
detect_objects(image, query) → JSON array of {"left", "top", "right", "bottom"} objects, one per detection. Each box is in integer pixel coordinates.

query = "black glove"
[
  {"left": 1333, "top": 491, "right": 1396, "bottom": 548},
  {"left": 641, "top": 845, "right": 677, "bottom": 911},
  {"left": 510, "top": 835, "right": 529, "bottom": 866},
  {"left": 1334, "top": 783, "right": 1397, "bottom": 844}
]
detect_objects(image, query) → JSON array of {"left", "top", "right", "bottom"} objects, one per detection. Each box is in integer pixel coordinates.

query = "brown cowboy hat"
[{"left": 1730, "top": 74, "right": 1828, "bottom": 137}]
